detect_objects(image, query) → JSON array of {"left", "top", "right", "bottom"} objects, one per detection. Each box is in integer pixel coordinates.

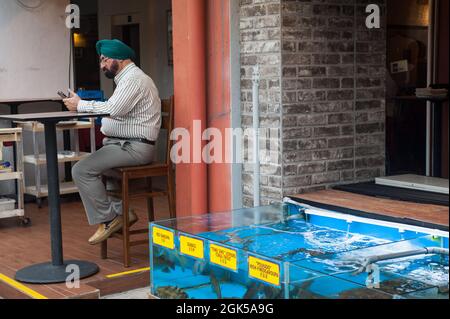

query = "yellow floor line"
[
  {"left": 0, "top": 273, "right": 48, "bottom": 299},
  {"left": 106, "top": 267, "right": 150, "bottom": 279}
]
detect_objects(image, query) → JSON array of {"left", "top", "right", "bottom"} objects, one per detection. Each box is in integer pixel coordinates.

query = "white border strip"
[
  {"left": 283, "top": 198, "right": 449, "bottom": 238},
  {"left": 375, "top": 176, "right": 449, "bottom": 195}
]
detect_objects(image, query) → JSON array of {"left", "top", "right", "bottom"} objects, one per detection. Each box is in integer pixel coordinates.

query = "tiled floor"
[{"left": 0, "top": 177, "right": 171, "bottom": 299}]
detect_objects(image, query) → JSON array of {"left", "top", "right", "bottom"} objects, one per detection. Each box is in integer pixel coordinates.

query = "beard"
[{"left": 103, "top": 61, "right": 120, "bottom": 79}]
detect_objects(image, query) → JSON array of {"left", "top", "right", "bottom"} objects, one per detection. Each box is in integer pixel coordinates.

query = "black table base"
[
  {"left": 15, "top": 261, "right": 99, "bottom": 284},
  {"left": 14, "top": 122, "right": 101, "bottom": 284},
  {"left": 0, "top": 112, "right": 109, "bottom": 285}
]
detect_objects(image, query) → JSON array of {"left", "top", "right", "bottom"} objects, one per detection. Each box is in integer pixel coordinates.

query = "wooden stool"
[{"left": 100, "top": 96, "right": 175, "bottom": 267}]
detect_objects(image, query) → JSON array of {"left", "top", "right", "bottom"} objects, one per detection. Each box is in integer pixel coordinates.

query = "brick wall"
[
  {"left": 353, "top": 1, "right": 386, "bottom": 182},
  {"left": 240, "top": 0, "right": 283, "bottom": 206},
  {"left": 281, "top": 0, "right": 386, "bottom": 197},
  {"left": 240, "top": 0, "right": 386, "bottom": 205}
]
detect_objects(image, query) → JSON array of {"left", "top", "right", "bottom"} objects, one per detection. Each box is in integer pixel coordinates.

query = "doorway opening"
[
  {"left": 386, "top": 0, "right": 430, "bottom": 176},
  {"left": 112, "top": 23, "right": 141, "bottom": 68},
  {"left": 111, "top": 12, "right": 142, "bottom": 69},
  {"left": 70, "top": 0, "right": 174, "bottom": 158}
]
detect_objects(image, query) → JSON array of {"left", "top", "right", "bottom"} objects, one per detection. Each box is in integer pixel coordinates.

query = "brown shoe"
[
  {"left": 88, "top": 224, "right": 106, "bottom": 244},
  {"left": 88, "top": 210, "right": 138, "bottom": 245},
  {"left": 89, "top": 216, "right": 123, "bottom": 245}
]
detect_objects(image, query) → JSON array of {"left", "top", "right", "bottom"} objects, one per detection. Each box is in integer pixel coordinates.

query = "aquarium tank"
[{"left": 149, "top": 199, "right": 449, "bottom": 299}]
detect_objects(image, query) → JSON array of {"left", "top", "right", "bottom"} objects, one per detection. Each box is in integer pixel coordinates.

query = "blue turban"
[{"left": 96, "top": 39, "right": 136, "bottom": 60}]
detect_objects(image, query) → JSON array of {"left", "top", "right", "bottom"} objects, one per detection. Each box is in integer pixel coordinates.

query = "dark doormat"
[{"left": 334, "top": 182, "right": 449, "bottom": 207}]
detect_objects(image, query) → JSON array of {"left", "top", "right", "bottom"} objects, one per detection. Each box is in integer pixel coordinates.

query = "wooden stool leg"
[
  {"left": 146, "top": 177, "right": 155, "bottom": 222},
  {"left": 101, "top": 240, "right": 108, "bottom": 259},
  {"left": 167, "top": 168, "right": 175, "bottom": 219},
  {"left": 122, "top": 173, "right": 130, "bottom": 268},
  {"left": 101, "top": 172, "right": 108, "bottom": 259}
]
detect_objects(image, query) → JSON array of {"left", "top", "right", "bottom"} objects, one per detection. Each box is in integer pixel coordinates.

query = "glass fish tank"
[{"left": 149, "top": 198, "right": 449, "bottom": 299}]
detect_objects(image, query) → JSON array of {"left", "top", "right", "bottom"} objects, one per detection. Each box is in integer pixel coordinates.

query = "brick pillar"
[
  {"left": 281, "top": 0, "right": 386, "bottom": 197},
  {"left": 240, "top": 0, "right": 387, "bottom": 206},
  {"left": 240, "top": 0, "right": 283, "bottom": 206}
]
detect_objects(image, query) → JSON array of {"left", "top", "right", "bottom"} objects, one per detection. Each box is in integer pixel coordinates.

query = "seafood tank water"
[{"left": 149, "top": 198, "right": 449, "bottom": 299}]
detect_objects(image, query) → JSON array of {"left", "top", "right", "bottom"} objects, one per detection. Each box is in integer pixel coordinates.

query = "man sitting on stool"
[{"left": 63, "top": 39, "right": 161, "bottom": 245}]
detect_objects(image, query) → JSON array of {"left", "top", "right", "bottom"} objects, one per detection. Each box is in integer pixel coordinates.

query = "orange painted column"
[
  {"left": 172, "top": 0, "right": 208, "bottom": 217},
  {"left": 172, "top": 0, "right": 233, "bottom": 217},
  {"left": 206, "top": 0, "right": 232, "bottom": 214}
]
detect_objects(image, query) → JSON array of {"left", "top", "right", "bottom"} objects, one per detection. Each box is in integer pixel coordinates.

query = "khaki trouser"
[{"left": 72, "top": 137, "right": 154, "bottom": 225}]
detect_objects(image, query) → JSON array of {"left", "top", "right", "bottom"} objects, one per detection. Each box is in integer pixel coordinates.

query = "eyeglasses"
[{"left": 99, "top": 56, "right": 111, "bottom": 64}]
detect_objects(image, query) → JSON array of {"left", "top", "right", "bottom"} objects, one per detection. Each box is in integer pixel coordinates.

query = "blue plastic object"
[
  {"left": 76, "top": 90, "right": 104, "bottom": 101},
  {"left": 76, "top": 90, "right": 104, "bottom": 125}
]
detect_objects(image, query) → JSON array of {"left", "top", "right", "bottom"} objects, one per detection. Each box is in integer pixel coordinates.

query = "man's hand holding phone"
[
  {"left": 57, "top": 91, "right": 68, "bottom": 99},
  {"left": 62, "top": 89, "right": 81, "bottom": 112}
]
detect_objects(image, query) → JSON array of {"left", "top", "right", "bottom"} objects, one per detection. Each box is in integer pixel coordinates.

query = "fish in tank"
[{"left": 150, "top": 200, "right": 449, "bottom": 299}]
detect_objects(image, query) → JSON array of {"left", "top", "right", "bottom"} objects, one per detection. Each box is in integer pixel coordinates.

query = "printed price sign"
[
  {"left": 248, "top": 256, "right": 280, "bottom": 287},
  {"left": 179, "top": 234, "right": 204, "bottom": 259},
  {"left": 152, "top": 226, "right": 175, "bottom": 250},
  {"left": 209, "top": 244, "right": 238, "bottom": 272}
]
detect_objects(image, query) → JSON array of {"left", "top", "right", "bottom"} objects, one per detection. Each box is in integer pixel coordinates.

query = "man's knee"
[
  {"left": 73, "top": 158, "right": 106, "bottom": 182},
  {"left": 72, "top": 161, "right": 88, "bottom": 181}
]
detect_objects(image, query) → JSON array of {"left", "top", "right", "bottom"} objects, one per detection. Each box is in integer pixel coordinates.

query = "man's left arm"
[{"left": 63, "top": 80, "right": 142, "bottom": 116}]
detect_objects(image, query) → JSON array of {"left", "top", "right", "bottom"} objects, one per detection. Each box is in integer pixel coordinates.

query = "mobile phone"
[{"left": 57, "top": 91, "right": 68, "bottom": 99}]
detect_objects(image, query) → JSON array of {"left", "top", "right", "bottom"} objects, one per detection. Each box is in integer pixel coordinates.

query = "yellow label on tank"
[
  {"left": 248, "top": 256, "right": 280, "bottom": 286},
  {"left": 152, "top": 226, "right": 175, "bottom": 250},
  {"left": 209, "top": 244, "right": 237, "bottom": 271},
  {"left": 180, "top": 235, "right": 204, "bottom": 259}
]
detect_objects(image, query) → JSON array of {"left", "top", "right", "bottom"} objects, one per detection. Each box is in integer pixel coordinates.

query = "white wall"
[
  {"left": 97, "top": 0, "right": 174, "bottom": 99},
  {"left": 147, "top": 0, "right": 174, "bottom": 99},
  {"left": 0, "top": 0, "right": 70, "bottom": 196},
  {"left": 0, "top": 0, "right": 71, "bottom": 101}
]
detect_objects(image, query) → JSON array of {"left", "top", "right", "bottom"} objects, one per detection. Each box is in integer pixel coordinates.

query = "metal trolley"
[{"left": 0, "top": 128, "right": 29, "bottom": 226}]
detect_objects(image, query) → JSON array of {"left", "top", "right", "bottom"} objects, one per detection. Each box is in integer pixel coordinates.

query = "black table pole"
[
  {"left": 45, "top": 121, "right": 64, "bottom": 265},
  {"left": 15, "top": 120, "right": 99, "bottom": 284}
]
